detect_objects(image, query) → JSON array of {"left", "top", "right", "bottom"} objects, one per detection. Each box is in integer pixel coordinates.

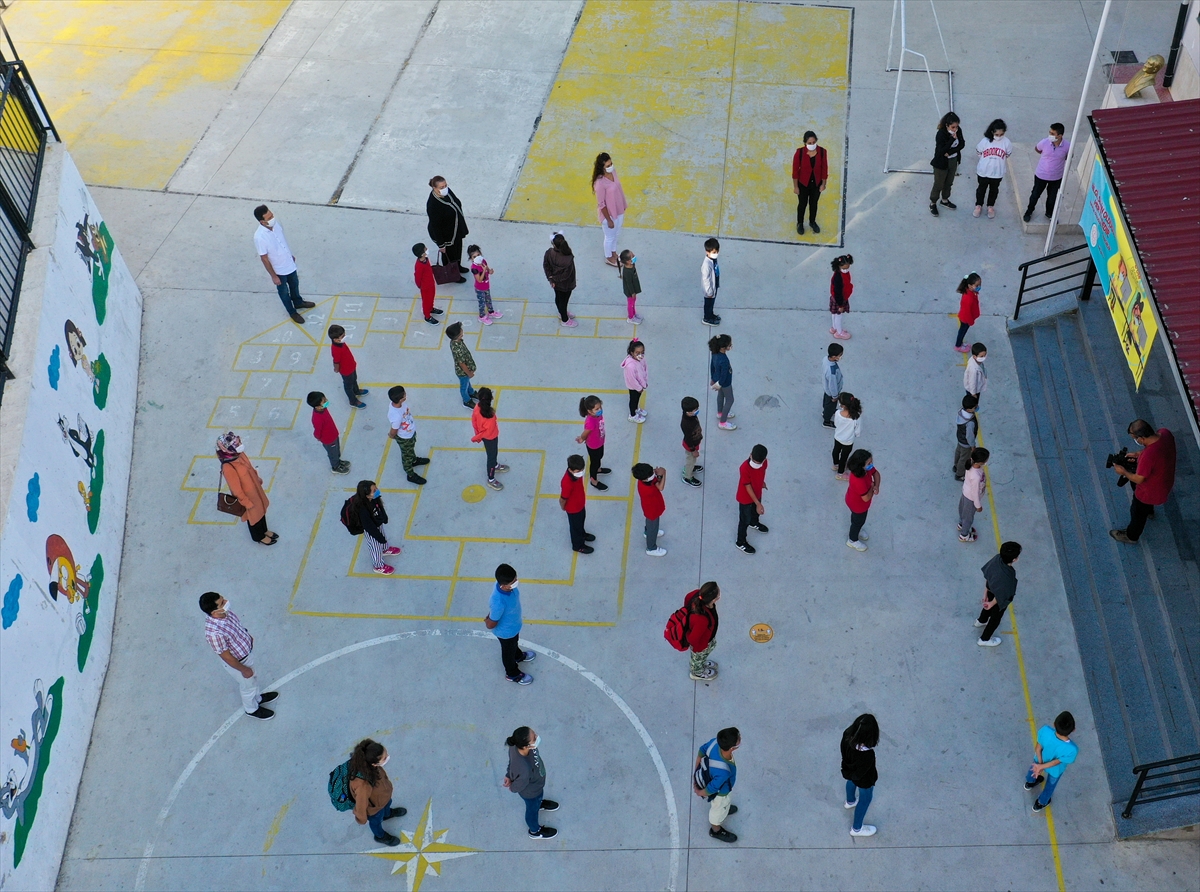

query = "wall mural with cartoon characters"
[{"left": 0, "top": 153, "right": 140, "bottom": 890}]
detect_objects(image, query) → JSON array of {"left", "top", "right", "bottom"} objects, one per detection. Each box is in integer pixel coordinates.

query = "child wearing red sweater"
[
  {"left": 328, "top": 324, "right": 368, "bottom": 408},
  {"left": 954, "top": 273, "right": 982, "bottom": 352},
  {"left": 830, "top": 254, "right": 853, "bottom": 340},
  {"left": 307, "top": 391, "right": 350, "bottom": 473},
  {"left": 412, "top": 242, "right": 444, "bottom": 325}
]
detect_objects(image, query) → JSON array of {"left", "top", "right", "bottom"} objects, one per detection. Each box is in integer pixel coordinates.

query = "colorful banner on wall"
[{"left": 1080, "top": 155, "right": 1159, "bottom": 387}]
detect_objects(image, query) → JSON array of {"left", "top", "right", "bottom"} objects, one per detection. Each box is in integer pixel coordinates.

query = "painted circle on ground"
[
  {"left": 750, "top": 623, "right": 774, "bottom": 643},
  {"left": 461, "top": 484, "right": 486, "bottom": 503}
]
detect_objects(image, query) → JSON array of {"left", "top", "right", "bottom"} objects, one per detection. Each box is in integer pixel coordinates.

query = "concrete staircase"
[{"left": 1009, "top": 297, "right": 1200, "bottom": 837}]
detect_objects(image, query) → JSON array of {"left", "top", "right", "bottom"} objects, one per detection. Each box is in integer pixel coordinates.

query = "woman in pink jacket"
[
  {"left": 621, "top": 339, "right": 648, "bottom": 423},
  {"left": 592, "top": 152, "right": 628, "bottom": 267}
]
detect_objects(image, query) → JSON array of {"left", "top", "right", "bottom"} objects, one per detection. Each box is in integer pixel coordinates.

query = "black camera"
[{"left": 1106, "top": 447, "right": 1138, "bottom": 486}]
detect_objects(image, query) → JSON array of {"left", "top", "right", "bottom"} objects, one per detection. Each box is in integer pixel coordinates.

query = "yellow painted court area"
[
  {"left": 3, "top": 0, "right": 288, "bottom": 188},
  {"left": 506, "top": 0, "right": 851, "bottom": 244}
]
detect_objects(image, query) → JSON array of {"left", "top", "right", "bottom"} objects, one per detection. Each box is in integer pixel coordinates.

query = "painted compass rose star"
[{"left": 365, "top": 798, "right": 479, "bottom": 891}]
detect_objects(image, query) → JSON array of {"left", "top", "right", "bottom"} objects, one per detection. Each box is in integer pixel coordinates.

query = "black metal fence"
[{"left": 0, "top": 20, "right": 58, "bottom": 404}]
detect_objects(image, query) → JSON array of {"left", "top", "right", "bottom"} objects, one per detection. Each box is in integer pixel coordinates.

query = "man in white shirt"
[{"left": 253, "top": 204, "right": 315, "bottom": 324}]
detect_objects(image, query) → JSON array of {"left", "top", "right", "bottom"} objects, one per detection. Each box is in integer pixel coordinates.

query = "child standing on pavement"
[
  {"left": 575, "top": 395, "right": 610, "bottom": 490},
  {"left": 954, "top": 273, "right": 982, "bottom": 352},
  {"left": 841, "top": 713, "right": 880, "bottom": 837},
  {"left": 388, "top": 385, "right": 430, "bottom": 485},
  {"left": 619, "top": 249, "right": 643, "bottom": 324},
  {"left": 832, "top": 392, "right": 862, "bottom": 479},
  {"left": 958, "top": 447, "right": 989, "bottom": 542},
  {"left": 709, "top": 334, "right": 735, "bottom": 430},
  {"left": 470, "top": 387, "right": 508, "bottom": 491},
  {"left": 701, "top": 238, "right": 721, "bottom": 326},
  {"left": 735, "top": 444, "right": 769, "bottom": 554},
  {"left": 845, "top": 448, "right": 880, "bottom": 552},
  {"left": 830, "top": 254, "right": 854, "bottom": 340},
  {"left": 622, "top": 339, "right": 648, "bottom": 423},
  {"left": 307, "top": 391, "right": 351, "bottom": 474},
  {"left": 328, "top": 325, "right": 368, "bottom": 409},
  {"left": 353, "top": 480, "right": 402, "bottom": 575},
  {"left": 964, "top": 342, "right": 988, "bottom": 407},
  {"left": 467, "top": 244, "right": 502, "bottom": 324},
  {"left": 559, "top": 454, "right": 594, "bottom": 554},
  {"left": 446, "top": 322, "right": 478, "bottom": 408},
  {"left": 823, "top": 343, "right": 844, "bottom": 428},
  {"left": 632, "top": 462, "right": 667, "bottom": 556},
  {"left": 680, "top": 396, "right": 704, "bottom": 487},
  {"left": 953, "top": 394, "right": 979, "bottom": 480},
  {"left": 412, "top": 242, "right": 444, "bottom": 325},
  {"left": 683, "top": 582, "right": 721, "bottom": 680},
  {"left": 1025, "top": 711, "right": 1078, "bottom": 813}
]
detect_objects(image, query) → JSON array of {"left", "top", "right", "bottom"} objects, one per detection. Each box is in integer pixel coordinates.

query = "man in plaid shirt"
[{"left": 200, "top": 592, "right": 278, "bottom": 720}]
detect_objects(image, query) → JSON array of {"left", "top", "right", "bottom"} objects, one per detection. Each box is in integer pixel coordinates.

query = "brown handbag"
[{"left": 216, "top": 466, "right": 246, "bottom": 517}]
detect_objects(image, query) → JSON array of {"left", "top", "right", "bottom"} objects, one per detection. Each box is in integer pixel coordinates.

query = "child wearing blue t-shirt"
[
  {"left": 1025, "top": 710, "right": 1078, "bottom": 812},
  {"left": 484, "top": 563, "right": 535, "bottom": 685}
]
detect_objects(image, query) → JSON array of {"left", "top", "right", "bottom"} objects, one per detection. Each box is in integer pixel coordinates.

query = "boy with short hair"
[
  {"left": 328, "top": 324, "right": 368, "bottom": 409},
  {"left": 559, "top": 454, "right": 594, "bottom": 554},
  {"left": 976, "top": 540, "right": 1021, "bottom": 646},
  {"left": 735, "top": 444, "right": 769, "bottom": 554},
  {"left": 1025, "top": 710, "right": 1078, "bottom": 812},
  {"left": 632, "top": 463, "right": 667, "bottom": 556},
  {"left": 694, "top": 726, "right": 741, "bottom": 843},
  {"left": 412, "top": 242, "right": 444, "bottom": 325},
  {"left": 701, "top": 238, "right": 721, "bottom": 326},
  {"left": 964, "top": 342, "right": 988, "bottom": 406},
  {"left": 823, "top": 343, "right": 844, "bottom": 428},
  {"left": 958, "top": 447, "right": 989, "bottom": 542},
  {"left": 445, "top": 322, "right": 478, "bottom": 408},
  {"left": 485, "top": 563, "right": 534, "bottom": 685},
  {"left": 953, "top": 394, "right": 979, "bottom": 480},
  {"left": 307, "top": 391, "right": 350, "bottom": 474},
  {"left": 388, "top": 385, "right": 430, "bottom": 485},
  {"left": 680, "top": 396, "right": 704, "bottom": 487}
]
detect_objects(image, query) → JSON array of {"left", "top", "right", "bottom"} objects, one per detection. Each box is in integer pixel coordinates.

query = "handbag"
[
  {"left": 432, "top": 257, "right": 461, "bottom": 284},
  {"left": 216, "top": 466, "right": 246, "bottom": 517}
]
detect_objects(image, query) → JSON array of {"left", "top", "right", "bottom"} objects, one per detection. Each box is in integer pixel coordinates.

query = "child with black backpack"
[{"left": 341, "top": 480, "right": 401, "bottom": 575}]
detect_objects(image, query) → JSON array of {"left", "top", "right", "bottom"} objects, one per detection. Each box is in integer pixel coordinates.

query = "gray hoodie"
[
  {"left": 823, "top": 357, "right": 843, "bottom": 399},
  {"left": 506, "top": 745, "right": 546, "bottom": 800}
]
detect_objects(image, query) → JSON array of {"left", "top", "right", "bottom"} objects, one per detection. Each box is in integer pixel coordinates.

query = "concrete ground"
[{"left": 13, "top": 0, "right": 1196, "bottom": 889}]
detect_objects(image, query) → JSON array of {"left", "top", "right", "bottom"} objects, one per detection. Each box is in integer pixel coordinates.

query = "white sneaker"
[
  {"left": 629, "top": 414, "right": 645, "bottom": 424},
  {"left": 844, "top": 799, "right": 857, "bottom": 809},
  {"left": 857, "top": 531, "right": 869, "bottom": 541},
  {"left": 846, "top": 539, "right": 867, "bottom": 552},
  {"left": 973, "top": 619, "right": 986, "bottom": 628},
  {"left": 656, "top": 529, "right": 665, "bottom": 537},
  {"left": 646, "top": 547, "right": 667, "bottom": 556},
  {"left": 978, "top": 636, "right": 1002, "bottom": 647},
  {"left": 718, "top": 421, "right": 737, "bottom": 431},
  {"left": 628, "top": 314, "right": 643, "bottom": 324},
  {"left": 849, "top": 824, "right": 877, "bottom": 837},
  {"left": 636, "top": 408, "right": 647, "bottom": 419}
]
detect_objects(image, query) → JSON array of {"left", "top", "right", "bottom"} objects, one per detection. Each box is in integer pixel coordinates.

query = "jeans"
[
  {"left": 322, "top": 440, "right": 342, "bottom": 470},
  {"left": 275, "top": 271, "right": 303, "bottom": 312},
  {"left": 977, "top": 598, "right": 1007, "bottom": 642},
  {"left": 736, "top": 501, "right": 758, "bottom": 545},
  {"left": 1025, "top": 176, "right": 1061, "bottom": 217},
  {"left": 1125, "top": 494, "right": 1154, "bottom": 541},
  {"left": 797, "top": 176, "right": 820, "bottom": 226},
  {"left": 930, "top": 159, "right": 958, "bottom": 201},
  {"left": 955, "top": 320, "right": 971, "bottom": 347},
  {"left": 341, "top": 370, "right": 360, "bottom": 404},
  {"left": 822, "top": 392, "right": 838, "bottom": 425},
  {"left": 832, "top": 439, "right": 853, "bottom": 474},
  {"left": 1025, "top": 765, "right": 1061, "bottom": 807},
  {"left": 848, "top": 509, "right": 868, "bottom": 542},
  {"left": 628, "top": 389, "right": 642, "bottom": 418},
  {"left": 716, "top": 386, "right": 734, "bottom": 422},
  {"left": 567, "top": 509, "right": 587, "bottom": 551},
  {"left": 457, "top": 375, "right": 476, "bottom": 405},
  {"left": 367, "top": 798, "right": 397, "bottom": 838},
  {"left": 522, "top": 794, "right": 543, "bottom": 833},
  {"left": 554, "top": 288, "right": 573, "bottom": 322},
  {"left": 498, "top": 634, "right": 523, "bottom": 679},
  {"left": 587, "top": 445, "right": 605, "bottom": 482},
  {"left": 975, "top": 176, "right": 1002, "bottom": 207},
  {"left": 483, "top": 437, "right": 498, "bottom": 479},
  {"left": 846, "top": 781, "right": 873, "bottom": 830},
  {"left": 644, "top": 516, "right": 660, "bottom": 551}
]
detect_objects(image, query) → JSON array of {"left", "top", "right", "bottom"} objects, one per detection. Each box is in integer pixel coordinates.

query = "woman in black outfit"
[
  {"left": 840, "top": 713, "right": 879, "bottom": 837},
  {"left": 542, "top": 232, "right": 578, "bottom": 327},
  {"left": 426, "top": 175, "right": 469, "bottom": 281},
  {"left": 929, "top": 112, "right": 963, "bottom": 216}
]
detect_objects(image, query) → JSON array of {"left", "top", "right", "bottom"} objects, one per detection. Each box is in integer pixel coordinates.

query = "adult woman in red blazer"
[{"left": 792, "top": 130, "right": 829, "bottom": 235}]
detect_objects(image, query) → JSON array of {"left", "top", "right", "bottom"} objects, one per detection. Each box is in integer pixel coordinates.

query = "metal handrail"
[
  {"left": 1122, "top": 752, "right": 1200, "bottom": 818},
  {"left": 1013, "top": 244, "right": 1099, "bottom": 320}
]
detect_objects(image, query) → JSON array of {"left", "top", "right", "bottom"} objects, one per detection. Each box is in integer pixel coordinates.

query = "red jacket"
[
  {"left": 311, "top": 408, "right": 339, "bottom": 445},
  {"left": 792, "top": 145, "right": 829, "bottom": 184},
  {"left": 958, "top": 291, "right": 981, "bottom": 326},
  {"left": 683, "top": 589, "right": 718, "bottom": 651},
  {"left": 414, "top": 258, "right": 436, "bottom": 299},
  {"left": 560, "top": 471, "right": 586, "bottom": 513},
  {"left": 330, "top": 340, "right": 357, "bottom": 376}
]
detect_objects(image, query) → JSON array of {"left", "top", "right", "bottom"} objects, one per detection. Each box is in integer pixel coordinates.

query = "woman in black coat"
[
  {"left": 929, "top": 112, "right": 963, "bottom": 215},
  {"left": 426, "top": 175, "right": 469, "bottom": 281},
  {"left": 542, "top": 232, "right": 578, "bottom": 327},
  {"left": 840, "top": 713, "right": 879, "bottom": 837}
]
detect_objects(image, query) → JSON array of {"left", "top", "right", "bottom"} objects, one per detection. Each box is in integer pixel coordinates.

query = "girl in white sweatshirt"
[
  {"left": 974, "top": 119, "right": 1012, "bottom": 218},
  {"left": 832, "top": 392, "right": 863, "bottom": 479}
]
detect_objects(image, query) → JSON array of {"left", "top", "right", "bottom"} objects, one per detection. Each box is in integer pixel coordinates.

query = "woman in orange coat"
[{"left": 217, "top": 431, "right": 276, "bottom": 545}]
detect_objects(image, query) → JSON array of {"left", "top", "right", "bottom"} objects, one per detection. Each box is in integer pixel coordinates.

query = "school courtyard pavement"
[{"left": 10, "top": 0, "right": 1196, "bottom": 889}]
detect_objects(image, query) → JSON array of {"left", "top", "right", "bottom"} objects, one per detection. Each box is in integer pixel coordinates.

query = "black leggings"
[
  {"left": 832, "top": 440, "right": 853, "bottom": 474},
  {"left": 797, "top": 176, "right": 820, "bottom": 225},
  {"left": 955, "top": 321, "right": 971, "bottom": 347},
  {"left": 587, "top": 445, "right": 605, "bottom": 481},
  {"left": 554, "top": 288, "right": 572, "bottom": 322},
  {"left": 628, "top": 389, "right": 642, "bottom": 417},
  {"left": 975, "top": 176, "right": 1001, "bottom": 207}
]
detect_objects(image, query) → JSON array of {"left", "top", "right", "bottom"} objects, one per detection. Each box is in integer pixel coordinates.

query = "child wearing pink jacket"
[{"left": 621, "top": 339, "right": 648, "bottom": 423}]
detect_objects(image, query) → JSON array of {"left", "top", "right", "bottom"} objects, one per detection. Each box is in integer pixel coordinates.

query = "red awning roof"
[{"left": 1091, "top": 99, "right": 1200, "bottom": 422}]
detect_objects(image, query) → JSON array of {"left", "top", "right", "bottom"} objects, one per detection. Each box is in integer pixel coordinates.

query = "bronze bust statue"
[{"left": 1124, "top": 55, "right": 1165, "bottom": 98}]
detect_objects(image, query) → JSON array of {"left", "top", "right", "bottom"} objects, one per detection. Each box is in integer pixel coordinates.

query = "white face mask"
[
  {"left": 749, "top": 459, "right": 763, "bottom": 469},
  {"left": 265, "top": 218, "right": 275, "bottom": 228},
  {"left": 378, "top": 754, "right": 390, "bottom": 767},
  {"left": 975, "top": 356, "right": 986, "bottom": 363},
  {"left": 472, "top": 256, "right": 483, "bottom": 265},
  {"left": 571, "top": 469, "right": 585, "bottom": 478},
  {"left": 605, "top": 165, "right": 614, "bottom": 173},
  {"left": 530, "top": 735, "right": 541, "bottom": 749},
  {"left": 234, "top": 443, "right": 246, "bottom": 453},
  {"left": 509, "top": 579, "right": 519, "bottom": 590},
  {"left": 219, "top": 600, "right": 231, "bottom": 614},
  {"left": 806, "top": 142, "right": 818, "bottom": 150},
  {"left": 438, "top": 187, "right": 449, "bottom": 197}
]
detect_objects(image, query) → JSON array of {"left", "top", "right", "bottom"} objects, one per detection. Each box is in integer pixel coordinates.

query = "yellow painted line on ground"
[
  {"left": 979, "top": 425, "right": 1067, "bottom": 892},
  {"left": 288, "top": 493, "right": 330, "bottom": 614},
  {"left": 443, "top": 542, "right": 466, "bottom": 616},
  {"left": 262, "top": 796, "right": 295, "bottom": 855}
]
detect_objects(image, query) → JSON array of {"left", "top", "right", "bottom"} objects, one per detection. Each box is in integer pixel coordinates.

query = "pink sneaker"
[
  {"left": 829, "top": 327, "right": 838, "bottom": 335},
  {"left": 374, "top": 564, "right": 395, "bottom": 575},
  {"left": 383, "top": 546, "right": 402, "bottom": 555},
  {"left": 488, "top": 309, "right": 504, "bottom": 319},
  {"left": 481, "top": 315, "right": 493, "bottom": 325},
  {"left": 954, "top": 345, "right": 970, "bottom": 353},
  {"left": 833, "top": 330, "right": 852, "bottom": 340},
  {"left": 561, "top": 318, "right": 578, "bottom": 328}
]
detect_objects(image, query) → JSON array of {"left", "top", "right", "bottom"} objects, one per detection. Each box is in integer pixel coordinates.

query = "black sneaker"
[
  {"left": 941, "top": 199, "right": 957, "bottom": 209},
  {"left": 430, "top": 307, "right": 444, "bottom": 315},
  {"left": 682, "top": 476, "right": 702, "bottom": 487},
  {"left": 259, "top": 691, "right": 279, "bottom": 704},
  {"left": 464, "top": 400, "right": 476, "bottom": 408},
  {"left": 374, "top": 832, "right": 401, "bottom": 846},
  {"left": 540, "top": 799, "right": 559, "bottom": 811},
  {"left": 822, "top": 420, "right": 835, "bottom": 428},
  {"left": 508, "top": 673, "right": 533, "bottom": 685},
  {"left": 425, "top": 316, "right": 440, "bottom": 325},
  {"left": 1032, "top": 799, "right": 1049, "bottom": 813},
  {"left": 406, "top": 472, "right": 427, "bottom": 485},
  {"left": 333, "top": 461, "right": 351, "bottom": 474},
  {"left": 810, "top": 222, "right": 821, "bottom": 233},
  {"left": 385, "top": 806, "right": 407, "bottom": 819},
  {"left": 930, "top": 202, "right": 939, "bottom": 216},
  {"left": 529, "top": 826, "right": 557, "bottom": 839},
  {"left": 519, "top": 650, "right": 536, "bottom": 663},
  {"left": 590, "top": 480, "right": 608, "bottom": 491},
  {"left": 735, "top": 542, "right": 755, "bottom": 554},
  {"left": 413, "top": 457, "right": 431, "bottom": 466},
  {"left": 1023, "top": 211, "right": 1033, "bottom": 223},
  {"left": 709, "top": 826, "right": 737, "bottom": 843},
  {"left": 796, "top": 223, "right": 805, "bottom": 235},
  {"left": 727, "top": 805, "right": 738, "bottom": 816},
  {"left": 575, "top": 545, "right": 594, "bottom": 554},
  {"left": 751, "top": 523, "right": 769, "bottom": 533},
  {"left": 598, "top": 467, "right": 612, "bottom": 475},
  {"left": 693, "top": 465, "right": 704, "bottom": 473},
  {"left": 703, "top": 317, "right": 720, "bottom": 326},
  {"left": 247, "top": 707, "right": 274, "bottom": 720},
  {"left": 1024, "top": 777, "right": 1044, "bottom": 791},
  {"left": 583, "top": 532, "right": 596, "bottom": 542}
]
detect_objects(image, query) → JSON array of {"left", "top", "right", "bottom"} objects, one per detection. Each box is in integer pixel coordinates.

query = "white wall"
[
  {"left": 0, "top": 151, "right": 141, "bottom": 891},
  {"left": 1169, "top": 0, "right": 1200, "bottom": 100}
]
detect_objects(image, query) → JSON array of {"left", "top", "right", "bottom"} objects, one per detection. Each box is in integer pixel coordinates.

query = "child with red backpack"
[{"left": 664, "top": 581, "right": 721, "bottom": 681}]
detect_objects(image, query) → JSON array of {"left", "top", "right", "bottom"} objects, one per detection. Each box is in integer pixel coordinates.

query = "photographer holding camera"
[{"left": 1109, "top": 419, "right": 1176, "bottom": 544}]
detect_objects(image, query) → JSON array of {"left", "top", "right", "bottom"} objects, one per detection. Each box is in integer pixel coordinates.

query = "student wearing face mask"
[
  {"left": 974, "top": 119, "right": 1012, "bottom": 219},
  {"left": 929, "top": 112, "right": 963, "bottom": 215},
  {"left": 845, "top": 448, "right": 880, "bottom": 552},
  {"left": 485, "top": 563, "right": 535, "bottom": 684},
  {"left": 216, "top": 430, "right": 275, "bottom": 545},
  {"left": 792, "top": 130, "right": 828, "bottom": 235},
  {"left": 426, "top": 176, "right": 469, "bottom": 281},
  {"left": 735, "top": 445, "right": 769, "bottom": 554},
  {"left": 701, "top": 238, "right": 722, "bottom": 326},
  {"left": 592, "top": 152, "right": 628, "bottom": 267},
  {"left": 348, "top": 739, "right": 407, "bottom": 846},
  {"left": 505, "top": 726, "right": 558, "bottom": 839},
  {"left": 559, "top": 454, "right": 596, "bottom": 553},
  {"left": 1024, "top": 123, "right": 1069, "bottom": 222},
  {"left": 964, "top": 342, "right": 988, "bottom": 406}
]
